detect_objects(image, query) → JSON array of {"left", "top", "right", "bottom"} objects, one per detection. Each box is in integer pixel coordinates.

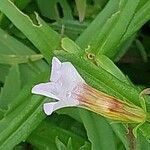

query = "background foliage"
[{"left": 0, "top": 0, "right": 150, "bottom": 149}]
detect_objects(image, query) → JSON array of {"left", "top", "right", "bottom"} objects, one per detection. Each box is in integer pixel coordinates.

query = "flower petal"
[
  {"left": 50, "top": 57, "right": 61, "bottom": 82},
  {"left": 61, "top": 62, "right": 84, "bottom": 83},
  {"left": 43, "top": 100, "right": 79, "bottom": 115},
  {"left": 32, "top": 82, "right": 60, "bottom": 100},
  {"left": 52, "top": 61, "right": 85, "bottom": 101},
  {"left": 43, "top": 102, "right": 58, "bottom": 115}
]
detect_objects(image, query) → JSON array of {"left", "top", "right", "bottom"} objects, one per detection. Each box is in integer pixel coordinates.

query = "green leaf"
[
  {"left": 66, "top": 138, "right": 73, "bottom": 150},
  {"left": 140, "top": 122, "right": 150, "bottom": 144},
  {"left": 79, "top": 109, "right": 116, "bottom": 150},
  {"left": 113, "top": 1, "right": 150, "bottom": 61},
  {"left": 137, "top": 131, "right": 150, "bottom": 150},
  {"left": 75, "top": 0, "right": 86, "bottom": 22},
  {"left": 0, "top": 65, "right": 21, "bottom": 110},
  {"left": 76, "top": 0, "right": 120, "bottom": 51},
  {"left": 0, "top": 28, "right": 34, "bottom": 55},
  {"left": 95, "top": 0, "right": 140, "bottom": 58},
  {"left": 110, "top": 123, "right": 130, "bottom": 150},
  {"left": 36, "top": 0, "right": 73, "bottom": 20},
  {"left": 55, "top": 137, "right": 66, "bottom": 150},
  {"left": 84, "top": 10, "right": 121, "bottom": 56},
  {"left": 122, "top": 0, "right": 150, "bottom": 42},
  {"left": 0, "top": 0, "right": 61, "bottom": 61},
  {"left": 96, "top": 55, "right": 129, "bottom": 84},
  {"left": 0, "top": 0, "right": 31, "bottom": 29},
  {"left": 55, "top": 137, "right": 74, "bottom": 150},
  {"left": 0, "top": 54, "right": 43, "bottom": 65},
  {"left": 28, "top": 115, "right": 89, "bottom": 150},
  {"left": 57, "top": 107, "right": 82, "bottom": 123},
  {"left": 61, "top": 37, "right": 82, "bottom": 54}
]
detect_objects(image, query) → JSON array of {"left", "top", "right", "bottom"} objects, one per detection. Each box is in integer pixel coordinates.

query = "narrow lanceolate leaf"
[
  {"left": 0, "top": 0, "right": 61, "bottom": 61},
  {"left": 95, "top": 55, "right": 129, "bottom": 84},
  {"left": 0, "top": 65, "right": 21, "bottom": 110},
  {"left": 95, "top": 0, "right": 140, "bottom": 58},
  {"left": 75, "top": 0, "right": 86, "bottom": 22},
  {"left": 76, "top": 0, "right": 120, "bottom": 51},
  {"left": 0, "top": 0, "right": 31, "bottom": 29},
  {"left": 80, "top": 110, "right": 117, "bottom": 150},
  {"left": 122, "top": 0, "right": 150, "bottom": 41},
  {"left": 0, "top": 54, "right": 43, "bottom": 65},
  {"left": 61, "top": 37, "right": 82, "bottom": 54},
  {"left": 110, "top": 123, "right": 130, "bottom": 150},
  {"left": 55, "top": 137, "right": 66, "bottom": 150}
]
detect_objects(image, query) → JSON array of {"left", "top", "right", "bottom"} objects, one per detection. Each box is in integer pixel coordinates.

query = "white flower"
[
  {"left": 32, "top": 57, "right": 85, "bottom": 115},
  {"left": 32, "top": 57, "right": 146, "bottom": 124}
]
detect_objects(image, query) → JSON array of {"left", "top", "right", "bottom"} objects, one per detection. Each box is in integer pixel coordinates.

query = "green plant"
[{"left": 0, "top": 0, "right": 150, "bottom": 150}]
